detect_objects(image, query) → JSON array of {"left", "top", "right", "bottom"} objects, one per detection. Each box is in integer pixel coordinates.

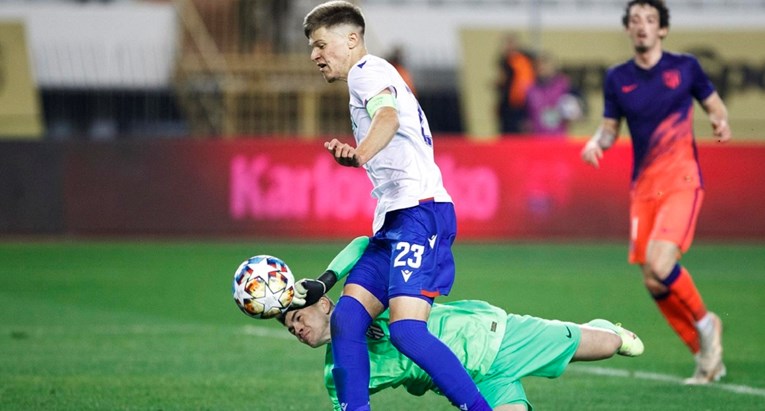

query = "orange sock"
[
  {"left": 655, "top": 292, "right": 700, "bottom": 353},
  {"left": 664, "top": 265, "right": 708, "bottom": 321},
  {"left": 653, "top": 264, "right": 708, "bottom": 354}
]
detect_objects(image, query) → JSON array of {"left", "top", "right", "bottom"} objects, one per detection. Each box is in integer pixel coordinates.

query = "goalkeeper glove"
[{"left": 291, "top": 270, "right": 338, "bottom": 308}]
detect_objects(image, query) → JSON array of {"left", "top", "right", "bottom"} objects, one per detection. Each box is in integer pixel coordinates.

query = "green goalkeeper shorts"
[{"left": 476, "top": 314, "right": 581, "bottom": 410}]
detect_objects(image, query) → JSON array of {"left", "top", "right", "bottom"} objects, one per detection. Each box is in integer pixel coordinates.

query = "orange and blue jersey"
[{"left": 603, "top": 52, "right": 716, "bottom": 199}]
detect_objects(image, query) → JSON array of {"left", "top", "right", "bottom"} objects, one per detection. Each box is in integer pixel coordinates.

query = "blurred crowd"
[{"left": 495, "top": 34, "right": 585, "bottom": 137}]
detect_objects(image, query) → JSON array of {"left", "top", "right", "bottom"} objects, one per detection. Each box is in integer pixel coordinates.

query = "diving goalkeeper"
[{"left": 283, "top": 237, "right": 644, "bottom": 410}]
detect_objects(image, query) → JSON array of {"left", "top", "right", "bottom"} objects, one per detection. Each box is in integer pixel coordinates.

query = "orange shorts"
[{"left": 628, "top": 189, "right": 704, "bottom": 264}]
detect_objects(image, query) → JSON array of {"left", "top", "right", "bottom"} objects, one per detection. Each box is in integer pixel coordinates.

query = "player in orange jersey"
[{"left": 580, "top": 0, "right": 731, "bottom": 385}]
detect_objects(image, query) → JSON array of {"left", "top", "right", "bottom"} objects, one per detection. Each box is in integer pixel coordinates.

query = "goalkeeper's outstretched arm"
[{"left": 291, "top": 236, "right": 370, "bottom": 307}]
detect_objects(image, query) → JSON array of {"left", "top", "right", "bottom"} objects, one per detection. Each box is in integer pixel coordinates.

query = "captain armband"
[{"left": 366, "top": 94, "right": 397, "bottom": 118}]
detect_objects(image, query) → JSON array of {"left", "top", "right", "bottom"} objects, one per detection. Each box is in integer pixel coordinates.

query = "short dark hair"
[
  {"left": 303, "top": 1, "right": 366, "bottom": 39},
  {"left": 276, "top": 297, "right": 335, "bottom": 325},
  {"left": 622, "top": 0, "right": 670, "bottom": 29}
]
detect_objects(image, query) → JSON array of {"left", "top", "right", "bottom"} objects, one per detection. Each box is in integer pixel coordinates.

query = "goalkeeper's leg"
[{"left": 581, "top": 319, "right": 645, "bottom": 358}]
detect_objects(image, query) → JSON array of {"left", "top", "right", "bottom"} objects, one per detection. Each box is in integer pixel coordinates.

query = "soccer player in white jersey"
[{"left": 298, "top": 2, "right": 492, "bottom": 410}]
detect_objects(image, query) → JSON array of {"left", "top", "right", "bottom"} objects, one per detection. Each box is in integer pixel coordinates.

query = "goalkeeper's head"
[{"left": 279, "top": 296, "right": 335, "bottom": 348}]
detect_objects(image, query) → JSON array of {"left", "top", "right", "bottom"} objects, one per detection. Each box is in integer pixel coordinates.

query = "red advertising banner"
[{"left": 63, "top": 138, "right": 765, "bottom": 240}]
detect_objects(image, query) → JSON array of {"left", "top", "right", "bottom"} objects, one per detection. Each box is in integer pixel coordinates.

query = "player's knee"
[
  {"left": 643, "top": 260, "right": 661, "bottom": 278},
  {"left": 643, "top": 252, "right": 676, "bottom": 279},
  {"left": 643, "top": 276, "right": 666, "bottom": 296}
]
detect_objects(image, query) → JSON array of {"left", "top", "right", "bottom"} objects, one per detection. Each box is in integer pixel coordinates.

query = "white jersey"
[{"left": 347, "top": 54, "right": 452, "bottom": 233}]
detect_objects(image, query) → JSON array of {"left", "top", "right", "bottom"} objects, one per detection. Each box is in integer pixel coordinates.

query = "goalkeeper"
[{"left": 284, "top": 237, "right": 644, "bottom": 410}]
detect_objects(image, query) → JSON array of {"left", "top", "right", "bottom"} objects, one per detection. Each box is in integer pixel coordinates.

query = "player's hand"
[
  {"left": 325, "top": 139, "right": 360, "bottom": 167},
  {"left": 581, "top": 140, "right": 604, "bottom": 169},
  {"left": 291, "top": 278, "right": 328, "bottom": 308},
  {"left": 711, "top": 118, "right": 732, "bottom": 143}
]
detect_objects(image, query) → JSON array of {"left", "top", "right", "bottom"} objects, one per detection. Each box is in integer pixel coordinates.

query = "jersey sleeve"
[
  {"left": 688, "top": 56, "right": 715, "bottom": 102},
  {"left": 325, "top": 236, "right": 369, "bottom": 281},
  {"left": 602, "top": 67, "right": 621, "bottom": 120},
  {"left": 348, "top": 58, "right": 397, "bottom": 108}
]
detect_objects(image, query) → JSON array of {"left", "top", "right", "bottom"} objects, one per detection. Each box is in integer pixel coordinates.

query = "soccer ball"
[{"left": 232, "top": 255, "right": 295, "bottom": 319}]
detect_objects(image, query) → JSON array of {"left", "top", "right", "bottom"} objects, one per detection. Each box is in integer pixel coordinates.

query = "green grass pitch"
[{"left": 1, "top": 239, "right": 763, "bottom": 410}]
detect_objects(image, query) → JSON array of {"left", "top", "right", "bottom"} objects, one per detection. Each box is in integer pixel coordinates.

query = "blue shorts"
[{"left": 346, "top": 201, "right": 457, "bottom": 307}]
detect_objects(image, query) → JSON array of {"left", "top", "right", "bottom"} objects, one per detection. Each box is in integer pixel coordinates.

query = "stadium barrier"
[{"left": 1, "top": 138, "right": 763, "bottom": 240}]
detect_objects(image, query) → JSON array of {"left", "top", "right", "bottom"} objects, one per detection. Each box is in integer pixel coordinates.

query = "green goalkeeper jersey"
[{"left": 322, "top": 300, "right": 507, "bottom": 410}]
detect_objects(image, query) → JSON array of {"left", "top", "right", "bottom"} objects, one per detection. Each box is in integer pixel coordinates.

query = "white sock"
[{"left": 696, "top": 313, "right": 714, "bottom": 335}]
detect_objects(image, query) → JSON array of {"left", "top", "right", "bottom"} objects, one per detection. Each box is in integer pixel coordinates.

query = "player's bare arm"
[
  {"left": 581, "top": 118, "right": 620, "bottom": 168},
  {"left": 323, "top": 90, "right": 399, "bottom": 168},
  {"left": 354, "top": 90, "right": 400, "bottom": 166},
  {"left": 701, "top": 92, "right": 732, "bottom": 143}
]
